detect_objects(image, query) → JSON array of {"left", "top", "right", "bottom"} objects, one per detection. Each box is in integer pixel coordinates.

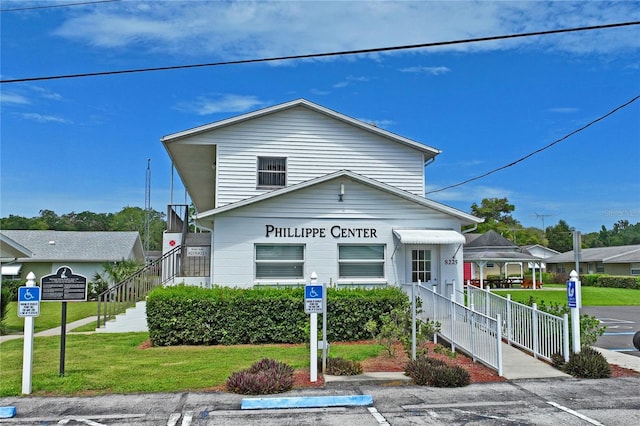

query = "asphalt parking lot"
[
  {"left": 2, "top": 377, "right": 640, "bottom": 425},
  {"left": 582, "top": 306, "right": 640, "bottom": 357}
]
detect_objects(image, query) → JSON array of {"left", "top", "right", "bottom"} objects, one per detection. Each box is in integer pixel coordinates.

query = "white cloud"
[
  {"left": 548, "top": 107, "right": 579, "bottom": 113},
  {"left": 19, "top": 113, "right": 71, "bottom": 124},
  {"left": 51, "top": 1, "right": 640, "bottom": 59},
  {"left": 400, "top": 66, "right": 451, "bottom": 75},
  {"left": 174, "top": 94, "right": 266, "bottom": 115},
  {"left": 0, "top": 92, "right": 30, "bottom": 105}
]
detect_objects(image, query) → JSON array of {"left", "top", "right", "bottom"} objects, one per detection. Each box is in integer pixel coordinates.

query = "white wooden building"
[{"left": 161, "top": 99, "right": 482, "bottom": 299}]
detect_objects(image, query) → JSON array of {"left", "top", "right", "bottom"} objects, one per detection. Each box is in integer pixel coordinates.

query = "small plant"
[
  {"left": 325, "top": 357, "right": 363, "bottom": 376},
  {"left": 433, "top": 343, "right": 457, "bottom": 359},
  {"left": 226, "top": 358, "right": 295, "bottom": 395},
  {"left": 404, "top": 356, "right": 469, "bottom": 387},
  {"left": 563, "top": 347, "right": 611, "bottom": 379},
  {"left": 550, "top": 352, "right": 566, "bottom": 370},
  {"left": 365, "top": 304, "right": 440, "bottom": 358}
]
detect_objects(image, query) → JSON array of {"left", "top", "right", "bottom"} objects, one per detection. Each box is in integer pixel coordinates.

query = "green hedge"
[
  {"left": 581, "top": 274, "right": 639, "bottom": 289},
  {"left": 146, "top": 285, "right": 408, "bottom": 346}
]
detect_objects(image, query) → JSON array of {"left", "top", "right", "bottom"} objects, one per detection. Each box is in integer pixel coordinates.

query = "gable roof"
[
  {"left": 545, "top": 244, "right": 640, "bottom": 264},
  {"left": 162, "top": 99, "right": 442, "bottom": 213},
  {"left": 162, "top": 99, "right": 441, "bottom": 156},
  {"left": 194, "top": 169, "right": 482, "bottom": 225},
  {"left": 0, "top": 230, "right": 144, "bottom": 263},
  {"left": 0, "top": 233, "right": 33, "bottom": 259}
]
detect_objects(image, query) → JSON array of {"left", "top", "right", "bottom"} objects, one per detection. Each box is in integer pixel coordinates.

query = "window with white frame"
[
  {"left": 596, "top": 262, "right": 605, "bottom": 273},
  {"left": 338, "top": 244, "right": 385, "bottom": 279},
  {"left": 257, "top": 157, "right": 286, "bottom": 188},
  {"left": 631, "top": 265, "right": 640, "bottom": 276},
  {"left": 255, "top": 244, "right": 304, "bottom": 279}
]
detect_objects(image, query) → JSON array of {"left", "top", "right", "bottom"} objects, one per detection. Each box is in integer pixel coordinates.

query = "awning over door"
[
  {"left": 1, "top": 264, "right": 22, "bottom": 276},
  {"left": 393, "top": 229, "right": 465, "bottom": 245}
]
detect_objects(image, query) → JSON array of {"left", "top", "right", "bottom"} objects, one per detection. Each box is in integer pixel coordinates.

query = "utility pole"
[
  {"left": 535, "top": 213, "right": 553, "bottom": 231},
  {"left": 144, "top": 159, "right": 151, "bottom": 260}
]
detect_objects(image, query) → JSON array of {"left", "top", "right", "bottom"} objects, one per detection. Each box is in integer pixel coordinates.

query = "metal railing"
[
  {"left": 96, "top": 245, "right": 181, "bottom": 328},
  {"left": 405, "top": 282, "right": 503, "bottom": 376},
  {"left": 466, "top": 285, "right": 569, "bottom": 362}
]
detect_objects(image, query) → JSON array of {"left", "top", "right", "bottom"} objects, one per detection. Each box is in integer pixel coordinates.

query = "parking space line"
[
  {"left": 547, "top": 401, "right": 604, "bottom": 425},
  {"left": 181, "top": 411, "right": 193, "bottom": 426},
  {"left": 167, "top": 412, "right": 181, "bottom": 426},
  {"left": 367, "top": 407, "right": 390, "bottom": 425}
]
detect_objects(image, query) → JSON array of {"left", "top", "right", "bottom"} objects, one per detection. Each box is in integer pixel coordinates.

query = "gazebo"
[{"left": 464, "top": 230, "right": 543, "bottom": 289}]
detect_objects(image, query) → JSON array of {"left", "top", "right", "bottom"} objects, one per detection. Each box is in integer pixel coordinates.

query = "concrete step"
[{"left": 97, "top": 301, "right": 148, "bottom": 333}]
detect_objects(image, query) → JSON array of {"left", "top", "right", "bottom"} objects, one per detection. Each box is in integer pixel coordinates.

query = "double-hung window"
[
  {"left": 257, "top": 157, "right": 286, "bottom": 188},
  {"left": 255, "top": 244, "right": 304, "bottom": 279},
  {"left": 338, "top": 244, "right": 385, "bottom": 279}
]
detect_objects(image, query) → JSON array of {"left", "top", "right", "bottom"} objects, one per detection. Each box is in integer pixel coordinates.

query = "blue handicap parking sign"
[
  {"left": 567, "top": 280, "right": 577, "bottom": 308},
  {"left": 305, "top": 285, "right": 323, "bottom": 299},
  {"left": 18, "top": 287, "right": 40, "bottom": 302}
]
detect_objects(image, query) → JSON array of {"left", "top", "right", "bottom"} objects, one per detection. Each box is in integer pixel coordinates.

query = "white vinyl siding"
[{"left": 209, "top": 107, "right": 426, "bottom": 206}]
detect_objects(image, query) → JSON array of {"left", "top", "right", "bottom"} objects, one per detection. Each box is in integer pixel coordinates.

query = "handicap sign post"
[
  {"left": 305, "top": 273, "right": 325, "bottom": 382},
  {"left": 567, "top": 270, "right": 581, "bottom": 353},
  {"left": 20, "top": 272, "right": 38, "bottom": 394}
]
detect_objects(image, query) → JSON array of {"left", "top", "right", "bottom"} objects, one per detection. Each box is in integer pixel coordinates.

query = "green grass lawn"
[
  {"left": 492, "top": 286, "right": 640, "bottom": 306},
  {"left": 2, "top": 302, "right": 98, "bottom": 334},
  {"left": 0, "top": 333, "right": 383, "bottom": 396}
]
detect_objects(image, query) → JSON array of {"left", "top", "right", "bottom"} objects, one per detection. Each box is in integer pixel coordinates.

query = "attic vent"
[{"left": 48, "top": 241, "right": 55, "bottom": 245}]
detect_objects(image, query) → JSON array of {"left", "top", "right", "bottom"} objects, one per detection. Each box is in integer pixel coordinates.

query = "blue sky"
[{"left": 1, "top": 0, "right": 639, "bottom": 234}]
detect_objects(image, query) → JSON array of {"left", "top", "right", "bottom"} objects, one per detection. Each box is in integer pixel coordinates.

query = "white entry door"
[{"left": 405, "top": 245, "right": 438, "bottom": 285}]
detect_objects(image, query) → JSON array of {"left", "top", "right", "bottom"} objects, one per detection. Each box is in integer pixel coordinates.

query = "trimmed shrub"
[
  {"left": 226, "top": 358, "right": 295, "bottom": 395},
  {"left": 325, "top": 357, "right": 363, "bottom": 376},
  {"left": 550, "top": 352, "right": 566, "bottom": 370},
  {"left": 429, "top": 364, "right": 471, "bottom": 388},
  {"left": 0, "top": 286, "right": 11, "bottom": 335},
  {"left": 597, "top": 275, "right": 639, "bottom": 289},
  {"left": 146, "top": 285, "right": 408, "bottom": 346},
  {"left": 563, "top": 347, "right": 611, "bottom": 379},
  {"left": 405, "top": 356, "right": 468, "bottom": 387}
]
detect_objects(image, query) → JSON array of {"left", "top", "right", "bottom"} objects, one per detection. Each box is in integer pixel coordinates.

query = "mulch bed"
[{"left": 137, "top": 339, "right": 639, "bottom": 391}]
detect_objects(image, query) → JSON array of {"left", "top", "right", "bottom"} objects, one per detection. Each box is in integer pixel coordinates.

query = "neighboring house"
[
  {"left": 161, "top": 99, "right": 482, "bottom": 300},
  {"left": 0, "top": 230, "right": 145, "bottom": 282},
  {"left": 545, "top": 244, "right": 640, "bottom": 276},
  {"left": 463, "top": 230, "right": 542, "bottom": 285},
  {"left": 1, "top": 233, "right": 33, "bottom": 279}
]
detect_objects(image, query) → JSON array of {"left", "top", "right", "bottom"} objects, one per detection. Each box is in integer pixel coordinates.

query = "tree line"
[
  {"left": 469, "top": 197, "right": 640, "bottom": 252},
  {"left": 1, "top": 199, "right": 639, "bottom": 253}
]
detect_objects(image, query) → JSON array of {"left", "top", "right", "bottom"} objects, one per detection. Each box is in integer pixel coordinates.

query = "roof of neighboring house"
[
  {"left": 0, "top": 230, "right": 144, "bottom": 263},
  {"left": 1, "top": 233, "right": 33, "bottom": 259},
  {"left": 194, "top": 169, "right": 483, "bottom": 226},
  {"left": 464, "top": 230, "right": 517, "bottom": 249},
  {"left": 544, "top": 244, "right": 640, "bottom": 264},
  {"left": 463, "top": 230, "right": 541, "bottom": 263}
]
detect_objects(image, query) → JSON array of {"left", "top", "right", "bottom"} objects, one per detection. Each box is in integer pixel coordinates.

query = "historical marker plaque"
[{"left": 41, "top": 266, "right": 88, "bottom": 302}]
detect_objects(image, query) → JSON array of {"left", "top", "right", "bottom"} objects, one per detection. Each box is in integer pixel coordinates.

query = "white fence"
[
  {"left": 466, "top": 285, "right": 570, "bottom": 362},
  {"left": 405, "top": 282, "right": 503, "bottom": 376}
]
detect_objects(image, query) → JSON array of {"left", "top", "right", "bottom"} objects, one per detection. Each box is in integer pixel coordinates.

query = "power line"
[
  {"left": 425, "top": 95, "right": 640, "bottom": 195},
  {"left": 0, "top": 0, "right": 120, "bottom": 12},
  {"left": 1, "top": 21, "right": 638, "bottom": 84}
]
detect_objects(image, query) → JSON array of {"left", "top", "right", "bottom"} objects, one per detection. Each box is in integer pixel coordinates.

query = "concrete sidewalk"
[{"left": 0, "top": 316, "right": 98, "bottom": 344}]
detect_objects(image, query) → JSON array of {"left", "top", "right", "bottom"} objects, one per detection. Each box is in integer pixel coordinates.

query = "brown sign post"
[{"left": 41, "top": 266, "right": 87, "bottom": 376}]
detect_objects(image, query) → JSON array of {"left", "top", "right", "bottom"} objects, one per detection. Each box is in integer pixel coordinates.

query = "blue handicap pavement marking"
[
  {"left": 0, "top": 406, "right": 17, "bottom": 419},
  {"left": 241, "top": 395, "right": 373, "bottom": 410}
]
